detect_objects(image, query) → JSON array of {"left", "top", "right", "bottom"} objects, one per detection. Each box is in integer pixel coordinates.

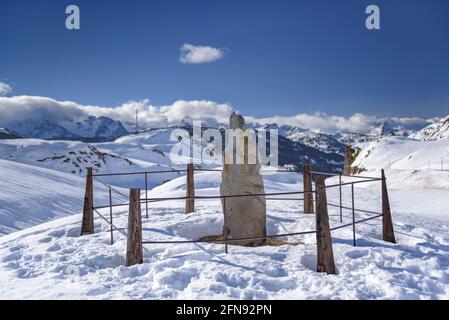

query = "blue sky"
[{"left": 1, "top": 0, "right": 448, "bottom": 118}]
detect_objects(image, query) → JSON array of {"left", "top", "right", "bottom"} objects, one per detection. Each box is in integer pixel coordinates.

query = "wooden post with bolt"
[
  {"left": 80, "top": 167, "right": 94, "bottom": 236},
  {"left": 185, "top": 163, "right": 195, "bottom": 214},
  {"left": 315, "top": 176, "right": 336, "bottom": 275},
  {"left": 126, "top": 188, "right": 143, "bottom": 267},
  {"left": 303, "top": 164, "right": 314, "bottom": 214},
  {"left": 381, "top": 170, "right": 396, "bottom": 243}
]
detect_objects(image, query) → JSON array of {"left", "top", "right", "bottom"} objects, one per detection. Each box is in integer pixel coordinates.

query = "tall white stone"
[{"left": 220, "top": 112, "right": 267, "bottom": 246}]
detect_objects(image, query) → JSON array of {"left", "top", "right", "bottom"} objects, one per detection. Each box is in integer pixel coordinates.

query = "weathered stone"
[{"left": 220, "top": 111, "right": 267, "bottom": 246}]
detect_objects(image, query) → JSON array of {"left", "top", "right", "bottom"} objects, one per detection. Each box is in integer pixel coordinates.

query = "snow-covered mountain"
[
  {"left": 376, "top": 120, "right": 409, "bottom": 137},
  {"left": 62, "top": 116, "right": 129, "bottom": 141},
  {"left": 332, "top": 132, "right": 377, "bottom": 148},
  {"left": 352, "top": 136, "right": 449, "bottom": 172},
  {"left": 6, "top": 116, "right": 128, "bottom": 142},
  {"left": 286, "top": 130, "right": 345, "bottom": 155},
  {"left": 410, "top": 116, "right": 449, "bottom": 141},
  {"left": 9, "top": 119, "right": 79, "bottom": 140},
  {"left": 254, "top": 123, "right": 346, "bottom": 155},
  {"left": 144, "top": 124, "right": 345, "bottom": 173},
  {"left": 0, "top": 128, "right": 22, "bottom": 139},
  {"left": 350, "top": 136, "right": 449, "bottom": 190}
]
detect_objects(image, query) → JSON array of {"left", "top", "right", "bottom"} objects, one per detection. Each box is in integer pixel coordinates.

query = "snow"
[
  {"left": 0, "top": 136, "right": 185, "bottom": 188},
  {"left": 0, "top": 168, "right": 449, "bottom": 299},
  {"left": 353, "top": 136, "right": 449, "bottom": 171},
  {"left": 410, "top": 116, "right": 449, "bottom": 141},
  {"left": 0, "top": 159, "right": 110, "bottom": 235},
  {"left": 352, "top": 137, "right": 449, "bottom": 189},
  {"left": 1, "top": 130, "right": 449, "bottom": 299}
]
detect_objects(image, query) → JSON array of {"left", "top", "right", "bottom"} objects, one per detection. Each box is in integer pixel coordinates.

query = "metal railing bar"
[
  {"left": 92, "top": 176, "right": 129, "bottom": 200},
  {"left": 93, "top": 208, "right": 128, "bottom": 237},
  {"left": 141, "top": 213, "right": 384, "bottom": 245},
  {"left": 330, "top": 214, "right": 384, "bottom": 232},
  {"left": 93, "top": 169, "right": 187, "bottom": 177},
  {"left": 327, "top": 202, "right": 383, "bottom": 216},
  {"left": 141, "top": 190, "right": 314, "bottom": 202},
  {"left": 142, "top": 229, "right": 317, "bottom": 245},
  {"left": 325, "top": 178, "right": 382, "bottom": 189}
]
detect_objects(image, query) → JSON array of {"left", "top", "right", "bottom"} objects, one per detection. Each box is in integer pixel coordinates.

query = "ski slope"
[{"left": 0, "top": 159, "right": 110, "bottom": 235}]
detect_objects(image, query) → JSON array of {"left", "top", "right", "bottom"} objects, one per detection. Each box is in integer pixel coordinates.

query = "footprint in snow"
[
  {"left": 38, "top": 237, "right": 52, "bottom": 244},
  {"left": 346, "top": 250, "right": 369, "bottom": 259},
  {"left": 47, "top": 244, "right": 61, "bottom": 252}
]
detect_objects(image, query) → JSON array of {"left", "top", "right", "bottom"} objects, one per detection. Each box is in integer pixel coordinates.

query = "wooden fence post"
[
  {"left": 381, "top": 170, "right": 396, "bottom": 243},
  {"left": 343, "top": 146, "right": 353, "bottom": 176},
  {"left": 126, "top": 188, "right": 143, "bottom": 267},
  {"left": 80, "top": 167, "right": 94, "bottom": 236},
  {"left": 303, "top": 164, "right": 314, "bottom": 214},
  {"left": 315, "top": 176, "right": 336, "bottom": 275},
  {"left": 185, "top": 163, "right": 195, "bottom": 214}
]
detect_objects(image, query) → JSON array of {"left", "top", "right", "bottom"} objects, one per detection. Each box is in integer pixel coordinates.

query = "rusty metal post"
[
  {"left": 109, "top": 187, "right": 114, "bottom": 245},
  {"left": 145, "top": 172, "right": 149, "bottom": 219},
  {"left": 81, "top": 167, "right": 94, "bottom": 236},
  {"left": 303, "top": 164, "right": 314, "bottom": 214},
  {"left": 339, "top": 173, "right": 343, "bottom": 223},
  {"left": 126, "top": 188, "right": 143, "bottom": 267},
  {"left": 223, "top": 197, "right": 228, "bottom": 254},
  {"left": 351, "top": 183, "right": 356, "bottom": 246},
  {"left": 185, "top": 164, "right": 195, "bottom": 214},
  {"left": 382, "top": 170, "right": 396, "bottom": 243},
  {"left": 315, "top": 176, "right": 336, "bottom": 275}
]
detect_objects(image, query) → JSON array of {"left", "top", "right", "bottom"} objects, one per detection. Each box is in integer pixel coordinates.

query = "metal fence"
[{"left": 87, "top": 166, "right": 389, "bottom": 259}]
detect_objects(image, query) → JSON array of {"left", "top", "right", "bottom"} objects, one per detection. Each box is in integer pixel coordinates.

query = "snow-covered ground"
[
  {"left": 1, "top": 131, "right": 449, "bottom": 299},
  {"left": 353, "top": 136, "right": 449, "bottom": 172},
  {"left": 0, "top": 132, "right": 207, "bottom": 189},
  {"left": 0, "top": 159, "right": 111, "bottom": 235},
  {"left": 0, "top": 170, "right": 448, "bottom": 299}
]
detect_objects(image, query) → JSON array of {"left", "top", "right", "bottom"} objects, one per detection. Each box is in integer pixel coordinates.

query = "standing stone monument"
[{"left": 220, "top": 111, "right": 267, "bottom": 246}]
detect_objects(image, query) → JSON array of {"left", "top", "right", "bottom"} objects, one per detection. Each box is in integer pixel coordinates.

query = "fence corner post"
[
  {"left": 185, "top": 163, "right": 195, "bottom": 214},
  {"left": 315, "top": 176, "right": 336, "bottom": 275},
  {"left": 126, "top": 188, "right": 143, "bottom": 267},
  {"left": 80, "top": 167, "right": 94, "bottom": 236},
  {"left": 381, "top": 170, "right": 396, "bottom": 243},
  {"left": 303, "top": 164, "right": 314, "bottom": 214}
]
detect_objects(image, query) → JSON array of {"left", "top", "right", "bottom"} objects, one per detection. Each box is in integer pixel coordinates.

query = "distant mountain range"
[
  {"left": 2, "top": 116, "right": 128, "bottom": 142},
  {"left": 1, "top": 112, "right": 448, "bottom": 176}
]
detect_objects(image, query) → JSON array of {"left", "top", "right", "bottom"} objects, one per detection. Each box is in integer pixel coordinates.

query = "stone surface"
[{"left": 220, "top": 111, "right": 267, "bottom": 246}]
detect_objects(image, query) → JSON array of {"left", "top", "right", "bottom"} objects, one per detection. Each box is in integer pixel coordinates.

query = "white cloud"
[
  {"left": 0, "top": 82, "right": 12, "bottom": 96},
  {"left": 253, "top": 112, "right": 434, "bottom": 135},
  {"left": 179, "top": 44, "right": 226, "bottom": 64},
  {"left": 0, "top": 96, "right": 233, "bottom": 130},
  {"left": 0, "top": 95, "right": 434, "bottom": 135},
  {"left": 254, "top": 113, "right": 378, "bottom": 134}
]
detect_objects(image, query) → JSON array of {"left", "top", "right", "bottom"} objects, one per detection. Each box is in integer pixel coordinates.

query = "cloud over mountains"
[{"left": 0, "top": 95, "right": 434, "bottom": 134}]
